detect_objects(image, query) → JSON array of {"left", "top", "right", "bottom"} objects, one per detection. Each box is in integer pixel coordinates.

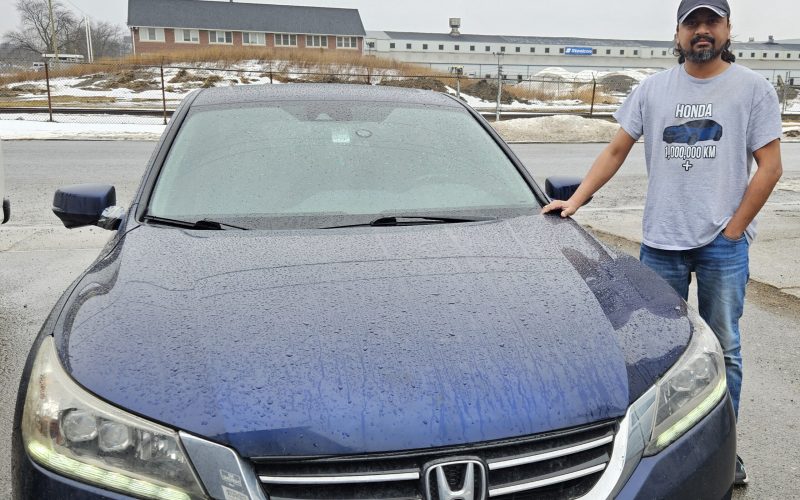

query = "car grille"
[{"left": 253, "top": 420, "right": 617, "bottom": 500}]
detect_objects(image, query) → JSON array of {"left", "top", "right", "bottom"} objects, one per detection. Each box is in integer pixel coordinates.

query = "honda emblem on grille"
[{"left": 423, "top": 458, "right": 487, "bottom": 500}]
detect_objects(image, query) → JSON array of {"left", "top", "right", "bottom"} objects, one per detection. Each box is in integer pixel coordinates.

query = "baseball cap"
[{"left": 677, "top": 0, "right": 730, "bottom": 24}]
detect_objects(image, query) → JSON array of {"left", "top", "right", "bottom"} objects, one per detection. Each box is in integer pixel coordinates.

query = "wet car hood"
[{"left": 56, "top": 215, "right": 690, "bottom": 458}]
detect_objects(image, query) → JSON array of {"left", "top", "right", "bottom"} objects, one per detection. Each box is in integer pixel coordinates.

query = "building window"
[
  {"left": 788, "top": 53, "right": 792, "bottom": 58},
  {"left": 336, "top": 36, "right": 358, "bottom": 49},
  {"left": 439, "top": 44, "right": 444, "bottom": 50},
  {"left": 142, "top": 27, "right": 165, "bottom": 42},
  {"left": 177, "top": 29, "right": 198, "bottom": 43},
  {"left": 620, "top": 49, "right": 625, "bottom": 55},
  {"left": 306, "top": 35, "right": 327, "bottom": 48},
  {"left": 530, "top": 47, "right": 535, "bottom": 53},
  {"left": 242, "top": 32, "right": 266, "bottom": 45},
  {"left": 389, "top": 42, "right": 395, "bottom": 49},
  {"left": 544, "top": 47, "right": 550, "bottom": 54},
  {"left": 209, "top": 31, "right": 233, "bottom": 44},
  {"left": 559, "top": 48, "right": 564, "bottom": 54},
  {"left": 763, "top": 52, "right": 767, "bottom": 58},
  {"left": 274, "top": 34, "right": 297, "bottom": 46},
  {"left": 422, "top": 43, "right": 428, "bottom": 50},
  {"left": 516, "top": 47, "right": 520, "bottom": 52},
  {"left": 663, "top": 50, "right": 667, "bottom": 56},
  {"left": 606, "top": 49, "right": 611, "bottom": 54},
  {"left": 500, "top": 46, "right": 506, "bottom": 52},
  {"left": 592, "top": 49, "right": 597, "bottom": 54},
  {"left": 634, "top": 50, "right": 638, "bottom": 55},
  {"left": 485, "top": 45, "right": 490, "bottom": 52},
  {"left": 775, "top": 53, "right": 780, "bottom": 58},
  {"left": 751, "top": 52, "right": 755, "bottom": 57},
  {"left": 454, "top": 45, "right": 459, "bottom": 51},
  {"left": 738, "top": 52, "right": 742, "bottom": 57},
  {"left": 406, "top": 43, "right": 412, "bottom": 49},
  {"left": 470, "top": 45, "right": 475, "bottom": 51}
]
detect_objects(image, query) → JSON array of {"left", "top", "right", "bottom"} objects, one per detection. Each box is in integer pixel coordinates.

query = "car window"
[{"left": 149, "top": 100, "right": 537, "bottom": 228}]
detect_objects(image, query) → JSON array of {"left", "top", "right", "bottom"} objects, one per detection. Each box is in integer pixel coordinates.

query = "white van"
[{"left": 1, "top": 139, "right": 9, "bottom": 223}]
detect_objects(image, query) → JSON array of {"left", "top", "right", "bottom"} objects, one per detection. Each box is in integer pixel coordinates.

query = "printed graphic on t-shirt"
[{"left": 663, "top": 104, "right": 722, "bottom": 171}]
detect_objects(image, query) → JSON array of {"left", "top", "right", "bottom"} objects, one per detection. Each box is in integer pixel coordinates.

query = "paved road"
[{"left": 0, "top": 141, "right": 798, "bottom": 498}]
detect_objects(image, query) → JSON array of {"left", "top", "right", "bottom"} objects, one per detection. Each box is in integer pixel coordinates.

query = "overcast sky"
[{"left": 1, "top": 0, "right": 797, "bottom": 43}]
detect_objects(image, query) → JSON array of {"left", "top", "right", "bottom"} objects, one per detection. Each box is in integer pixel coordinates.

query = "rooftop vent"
[
  {"left": 767, "top": 35, "right": 776, "bottom": 44},
  {"left": 449, "top": 18, "right": 461, "bottom": 37}
]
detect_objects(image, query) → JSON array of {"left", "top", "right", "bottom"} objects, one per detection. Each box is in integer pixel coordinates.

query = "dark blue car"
[
  {"left": 13, "top": 85, "right": 735, "bottom": 500},
  {"left": 663, "top": 119, "right": 723, "bottom": 145}
]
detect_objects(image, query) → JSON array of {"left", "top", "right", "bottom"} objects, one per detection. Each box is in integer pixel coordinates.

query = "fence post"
[
  {"left": 269, "top": 62, "right": 273, "bottom": 84},
  {"left": 590, "top": 78, "right": 597, "bottom": 117},
  {"left": 782, "top": 83, "right": 788, "bottom": 114},
  {"left": 160, "top": 60, "right": 167, "bottom": 125},
  {"left": 44, "top": 62, "right": 54, "bottom": 122}
]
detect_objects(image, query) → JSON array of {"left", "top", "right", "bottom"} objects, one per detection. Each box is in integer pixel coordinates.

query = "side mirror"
[
  {"left": 52, "top": 184, "right": 121, "bottom": 230},
  {"left": 544, "top": 176, "right": 592, "bottom": 206}
]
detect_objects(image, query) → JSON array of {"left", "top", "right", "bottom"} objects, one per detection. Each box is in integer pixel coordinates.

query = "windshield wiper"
[
  {"left": 143, "top": 215, "right": 248, "bottom": 230},
  {"left": 322, "top": 215, "right": 495, "bottom": 229}
]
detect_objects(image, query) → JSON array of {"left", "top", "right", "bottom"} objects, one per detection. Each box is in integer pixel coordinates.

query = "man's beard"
[{"left": 678, "top": 35, "right": 723, "bottom": 63}]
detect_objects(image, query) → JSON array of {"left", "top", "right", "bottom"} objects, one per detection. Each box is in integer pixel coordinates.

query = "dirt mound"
[
  {"left": 462, "top": 79, "right": 516, "bottom": 104},
  {"left": 379, "top": 77, "right": 447, "bottom": 93},
  {"left": 100, "top": 70, "right": 160, "bottom": 91},
  {"left": 169, "top": 69, "right": 206, "bottom": 84},
  {"left": 597, "top": 74, "right": 639, "bottom": 94}
]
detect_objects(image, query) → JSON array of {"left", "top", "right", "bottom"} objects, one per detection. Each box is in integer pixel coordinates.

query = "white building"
[{"left": 365, "top": 22, "right": 800, "bottom": 84}]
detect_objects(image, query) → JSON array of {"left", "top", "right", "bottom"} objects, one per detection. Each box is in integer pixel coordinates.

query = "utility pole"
[
  {"left": 48, "top": 0, "right": 59, "bottom": 66},
  {"left": 84, "top": 16, "right": 94, "bottom": 62},
  {"left": 492, "top": 52, "right": 505, "bottom": 122}
]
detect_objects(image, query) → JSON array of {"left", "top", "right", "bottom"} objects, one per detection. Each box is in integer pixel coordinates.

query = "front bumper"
[
  {"left": 616, "top": 394, "right": 736, "bottom": 499},
  {"left": 14, "top": 396, "right": 736, "bottom": 500}
]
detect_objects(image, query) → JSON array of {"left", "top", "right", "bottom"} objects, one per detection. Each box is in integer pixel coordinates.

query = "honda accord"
[{"left": 13, "top": 84, "right": 735, "bottom": 499}]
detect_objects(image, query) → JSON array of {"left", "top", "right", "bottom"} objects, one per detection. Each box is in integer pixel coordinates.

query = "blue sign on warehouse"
[{"left": 565, "top": 47, "right": 593, "bottom": 56}]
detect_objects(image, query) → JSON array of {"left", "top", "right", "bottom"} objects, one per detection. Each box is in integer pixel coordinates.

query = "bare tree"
[
  {"left": 3, "top": 0, "right": 78, "bottom": 57},
  {"left": 3, "top": 0, "right": 127, "bottom": 60}
]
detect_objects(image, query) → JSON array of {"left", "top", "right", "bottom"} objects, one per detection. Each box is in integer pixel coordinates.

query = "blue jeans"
[{"left": 640, "top": 232, "right": 749, "bottom": 419}]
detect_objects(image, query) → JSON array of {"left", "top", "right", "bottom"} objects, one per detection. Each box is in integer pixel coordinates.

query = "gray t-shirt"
[{"left": 613, "top": 63, "right": 782, "bottom": 250}]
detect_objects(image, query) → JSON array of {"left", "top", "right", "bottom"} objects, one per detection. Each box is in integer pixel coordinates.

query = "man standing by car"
[{"left": 542, "top": 0, "right": 783, "bottom": 486}]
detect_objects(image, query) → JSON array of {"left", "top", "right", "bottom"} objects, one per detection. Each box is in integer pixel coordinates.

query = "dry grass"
[
  {"left": 0, "top": 47, "right": 449, "bottom": 86},
  {"left": 0, "top": 95, "right": 117, "bottom": 107},
  {"left": 509, "top": 82, "right": 617, "bottom": 105}
]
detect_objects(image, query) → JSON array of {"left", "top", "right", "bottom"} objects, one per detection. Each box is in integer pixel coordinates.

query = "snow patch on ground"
[
  {"left": 491, "top": 115, "right": 620, "bottom": 143},
  {"left": 0, "top": 119, "right": 165, "bottom": 141},
  {"left": 0, "top": 114, "right": 797, "bottom": 143}
]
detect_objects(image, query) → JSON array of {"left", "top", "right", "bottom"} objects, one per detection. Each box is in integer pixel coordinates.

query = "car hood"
[{"left": 55, "top": 215, "right": 690, "bottom": 458}]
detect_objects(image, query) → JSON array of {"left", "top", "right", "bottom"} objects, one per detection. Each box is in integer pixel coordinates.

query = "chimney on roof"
[
  {"left": 748, "top": 37, "right": 755, "bottom": 42},
  {"left": 767, "top": 35, "right": 775, "bottom": 44},
  {"left": 449, "top": 18, "right": 461, "bottom": 37}
]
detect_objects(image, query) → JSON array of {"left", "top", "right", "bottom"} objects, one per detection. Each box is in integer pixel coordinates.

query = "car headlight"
[
  {"left": 643, "top": 305, "right": 727, "bottom": 455},
  {"left": 21, "top": 336, "right": 207, "bottom": 500}
]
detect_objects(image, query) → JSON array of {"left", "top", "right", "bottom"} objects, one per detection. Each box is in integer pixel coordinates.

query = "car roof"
[{"left": 191, "top": 83, "right": 462, "bottom": 108}]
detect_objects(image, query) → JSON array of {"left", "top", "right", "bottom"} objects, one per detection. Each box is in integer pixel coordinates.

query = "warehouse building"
[{"left": 365, "top": 20, "right": 800, "bottom": 83}]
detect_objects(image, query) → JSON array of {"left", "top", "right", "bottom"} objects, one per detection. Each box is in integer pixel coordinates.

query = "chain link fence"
[{"left": 1, "top": 58, "right": 798, "bottom": 125}]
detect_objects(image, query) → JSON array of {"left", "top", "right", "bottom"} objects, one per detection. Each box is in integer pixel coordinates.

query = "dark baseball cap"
[{"left": 677, "top": 0, "right": 730, "bottom": 23}]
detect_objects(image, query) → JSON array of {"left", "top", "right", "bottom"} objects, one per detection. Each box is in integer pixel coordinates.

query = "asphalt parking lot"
[{"left": 0, "top": 140, "right": 798, "bottom": 498}]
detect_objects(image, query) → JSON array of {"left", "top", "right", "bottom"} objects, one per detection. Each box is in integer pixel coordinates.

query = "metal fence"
[{"left": 1, "top": 58, "right": 798, "bottom": 125}]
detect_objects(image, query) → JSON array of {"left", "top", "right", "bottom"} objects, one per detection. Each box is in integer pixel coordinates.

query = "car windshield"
[{"left": 148, "top": 99, "right": 538, "bottom": 229}]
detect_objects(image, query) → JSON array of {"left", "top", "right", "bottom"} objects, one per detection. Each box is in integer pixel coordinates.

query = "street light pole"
[{"left": 492, "top": 52, "right": 505, "bottom": 122}]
